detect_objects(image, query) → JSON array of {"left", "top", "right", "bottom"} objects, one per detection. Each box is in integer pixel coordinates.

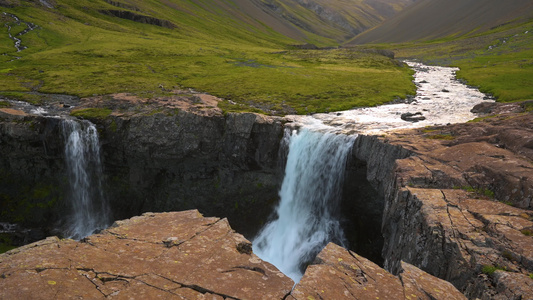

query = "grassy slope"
[
  {"left": 346, "top": 0, "right": 533, "bottom": 103},
  {"left": 0, "top": 0, "right": 415, "bottom": 115},
  {"left": 263, "top": 0, "right": 412, "bottom": 41}
]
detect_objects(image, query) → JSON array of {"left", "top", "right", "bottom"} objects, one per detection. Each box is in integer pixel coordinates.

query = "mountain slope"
[
  {"left": 256, "top": 0, "right": 418, "bottom": 42},
  {"left": 348, "top": 0, "right": 533, "bottom": 44},
  {"left": 0, "top": 0, "right": 416, "bottom": 115},
  {"left": 2, "top": 0, "right": 417, "bottom": 46}
]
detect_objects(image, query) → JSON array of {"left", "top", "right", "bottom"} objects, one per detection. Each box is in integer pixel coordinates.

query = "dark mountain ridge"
[{"left": 348, "top": 0, "right": 533, "bottom": 44}]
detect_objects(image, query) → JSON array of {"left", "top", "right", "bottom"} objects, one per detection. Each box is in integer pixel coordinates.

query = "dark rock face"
[
  {"left": 0, "top": 0, "right": 18, "bottom": 8},
  {"left": 0, "top": 110, "right": 65, "bottom": 237},
  {"left": 99, "top": 10, "right": 176, "bottom": 28},
  {"left": 342, "top": 135, "right": 412, "bottom": 264},
  {"left": 99, "top": 111, "right": 284, "bottom": 238},
  {"left": 0, "top": 104, "right": 284, "bottom": 240}
]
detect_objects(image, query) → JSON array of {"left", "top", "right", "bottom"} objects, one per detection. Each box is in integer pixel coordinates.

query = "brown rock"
[
  {"left": 0, "top": 108, "right": 28, "bottom": 117},
  {"left": 379, "top": 110, "right": 533, "bottom": 299},
  {"left": 0, "top": 210, "right": 293, "bottom": 299},
  {"left": 399, "top": 261, "right": 467, "bottom": 300},
  {"left": 290, "top": 243, "right": 465, "bottom": 300}
]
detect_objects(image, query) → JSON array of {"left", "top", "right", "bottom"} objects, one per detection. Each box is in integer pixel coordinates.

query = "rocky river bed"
[{"left": 286, "top": 61, "right": 493, "bottom": 134}]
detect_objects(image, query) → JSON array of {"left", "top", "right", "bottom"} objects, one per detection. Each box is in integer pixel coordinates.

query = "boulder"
[{"left": 401, "top": 112, "right": 426, "bottom": 122}]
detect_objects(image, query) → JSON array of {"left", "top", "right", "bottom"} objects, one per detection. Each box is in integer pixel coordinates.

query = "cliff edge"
[{"left": 0, "top": 210, "right": 465, "bottom": 299}]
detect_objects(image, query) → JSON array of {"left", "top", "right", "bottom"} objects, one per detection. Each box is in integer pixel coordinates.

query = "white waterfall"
[
  {"left": 253, "top": 128, "right": 356, "bottom": 282},
  {"left": 62, "top": 119, "right": 110, "bottom": 240}
]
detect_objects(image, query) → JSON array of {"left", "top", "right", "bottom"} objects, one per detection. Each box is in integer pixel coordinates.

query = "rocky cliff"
[
  {"left": 352, "top": 102, "right": 533, "bottom": 299},
  {"left": 0, "top": 108, "right": 65, "bottom": 239},
  {"left": 0, "top": 210, "right": 466, "bottom": 299},
  {"left": 1, "top": 93, "right": 532, "bottom": 298},
  {"left": 94, "top": 94, "right": 284, "bottom": 239},
  {"left": 0, "top": 92, "right": 285, "bottom": 240}
]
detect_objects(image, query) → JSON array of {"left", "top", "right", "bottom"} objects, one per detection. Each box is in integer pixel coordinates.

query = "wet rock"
[
  {"left": 0, "top": 210, "right": 294, "bottom": 299},
  {"left": 471, "top": 102, "right": 498, "bottom": 114},
  {"left": 401, "top": 112, "right": 426, "bottom": 122}
]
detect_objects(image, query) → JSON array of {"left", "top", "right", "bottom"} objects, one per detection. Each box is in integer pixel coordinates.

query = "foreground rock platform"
[
  {"left": 0, "top": 210, "right": 293, "bottom": 299},
  {"left": 1, "top": 210, "right": 466, "bottom": 299}
]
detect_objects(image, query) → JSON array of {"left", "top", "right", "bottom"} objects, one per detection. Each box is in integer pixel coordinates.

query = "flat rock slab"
[{"left": 0, "top": 210, "right": 293, "bottom": 299}]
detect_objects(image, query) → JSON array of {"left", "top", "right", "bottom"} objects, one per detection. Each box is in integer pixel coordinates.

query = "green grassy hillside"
[
  {"left": 363, "top": 19, "right": 533, "bottom": 103},
  {"left": 346, "top": 0, "right": 533, "bottom": 104},
  {"left": 259, "top": 0, "right": 417, "bottom": 41},
  {"left": 0, "top": 0, "right": 416, "bottom": 115}
]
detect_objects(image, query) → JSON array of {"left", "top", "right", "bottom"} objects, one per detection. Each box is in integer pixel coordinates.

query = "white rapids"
[
  {"left": 286, "top": 61, "right": 492, "bottom": 134},
  {"left": 252, "top": 61, "right": 492, "bottom": 283}
]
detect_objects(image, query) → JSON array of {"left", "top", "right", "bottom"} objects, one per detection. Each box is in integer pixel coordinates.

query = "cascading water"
[
  {"left": 61, "top": 119, "right": 110, "bottom": 240},
  {"left": 252, "top": 61, "right": 492, "bottom": 283},
  {"left": 253, "top": 128, "right": 356, "bottom": 283}
]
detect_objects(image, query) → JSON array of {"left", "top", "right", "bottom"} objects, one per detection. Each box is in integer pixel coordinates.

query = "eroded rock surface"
[
  {"left": 1, "top": 211, "right": 473, "bottom": 299},
  {"left": 378, "top": 105, "right": 533, "bottom": 299},
  {"left": 290, "top": 243, "right": 466, "bottom": 300},
  {"left": 0, "top": 210, "right": 293, "bottom": 299}
]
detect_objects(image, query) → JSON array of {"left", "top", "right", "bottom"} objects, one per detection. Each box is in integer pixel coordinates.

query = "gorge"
[
  {"left": 1, "top": 0, "right": 532, "bottom": 298},
  {"left": 1, "top": 61, "right": 532, "bottom": 298}
]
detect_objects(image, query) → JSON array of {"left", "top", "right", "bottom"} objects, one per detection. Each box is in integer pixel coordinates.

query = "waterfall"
[
  {"left": 253, "top": 128, "right": 356, "bottom": 283},
  {"left": 61, "top": 119, "right": 110, "bottom": 240}
]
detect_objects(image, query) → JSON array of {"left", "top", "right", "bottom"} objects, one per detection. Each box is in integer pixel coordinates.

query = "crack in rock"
[
  {"left": 222, "top": 265, "right": 267, "bottom": 276},
  {"left": 158, "top": 274, "right": 241, "bottom": 300}
]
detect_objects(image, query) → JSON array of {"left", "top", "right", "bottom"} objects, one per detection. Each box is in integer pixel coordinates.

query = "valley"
[{"left": 1, "top": 0, "right": 532, "bottom": 299}]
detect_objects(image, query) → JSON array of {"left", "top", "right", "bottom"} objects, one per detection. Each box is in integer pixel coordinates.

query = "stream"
[
  {"left": 286, "top": 61, "right": 492, "bottom": 134},
  {"left": 253, "top": 61, "right": 492, "bottom": 283},
  {"left": 1, "top": 12, "right": 38, "bottom": 61}
]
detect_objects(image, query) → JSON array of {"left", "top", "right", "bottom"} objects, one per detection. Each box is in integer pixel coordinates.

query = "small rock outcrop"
[
  {"left": 401, "top": 111, "right": 426, "bottom": 122},
  {"left": 290, "top": 243, "right": 466, "bottom": 299},
  {"left": 99, "top": 10, "right": 176, "bottom": 28}
]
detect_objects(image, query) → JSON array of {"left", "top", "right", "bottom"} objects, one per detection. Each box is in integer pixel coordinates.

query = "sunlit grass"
[
  {"left": 0, "top": 1, "right": 415, "bottom": 115},
  {"left": 384, "top": 19, "right": 533, "bottom": 103}
]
